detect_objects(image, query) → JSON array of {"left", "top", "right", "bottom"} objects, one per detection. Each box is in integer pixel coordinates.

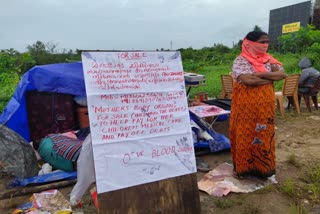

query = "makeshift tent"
[{"left": 0, "top": 62, "right": 86, "bottom": 142}]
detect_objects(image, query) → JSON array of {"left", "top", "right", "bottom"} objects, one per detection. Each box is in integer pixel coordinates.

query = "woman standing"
[{"left": 230, "top": 31, "right": 286, "bottom": 179}]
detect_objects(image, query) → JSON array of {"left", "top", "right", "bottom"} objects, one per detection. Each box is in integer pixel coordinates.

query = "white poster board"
[{"left": 81, "top": 51, "right": 196, "bottom": 194}]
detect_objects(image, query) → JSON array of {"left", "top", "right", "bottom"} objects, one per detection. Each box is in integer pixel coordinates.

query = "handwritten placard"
[{"left": 82, "top": 51, "right": 196, "bottom": 193}]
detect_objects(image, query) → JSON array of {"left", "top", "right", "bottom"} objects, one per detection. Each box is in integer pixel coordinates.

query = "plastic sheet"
[
  {"left": 70, "top": 134, "right": 95, "bottom": 205},
  {"left": 9, "top": 170, "right": 77, "bottom": 188},
  {"left": 0, "top": 125, "right": 38, "bottom": 178},
  {"left": 190, "top": 111, "right": 230, "bottom": 152}
]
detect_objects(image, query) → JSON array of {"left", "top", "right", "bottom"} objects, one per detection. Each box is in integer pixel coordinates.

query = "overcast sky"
[{"left": 0, "top": 0, "right": 309, "bottom": 52}]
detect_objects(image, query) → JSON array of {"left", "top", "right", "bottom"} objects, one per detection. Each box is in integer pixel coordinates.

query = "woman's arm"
[
  {"left": 253, "top": 71, "right": 287, "bottom": 81},
  {"left": 238, "top": 73, "right": 273, "bottom": 86}
]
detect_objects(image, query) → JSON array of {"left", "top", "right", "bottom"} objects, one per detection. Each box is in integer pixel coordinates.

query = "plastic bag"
[
  {"left": 69, "top": 134, "right": 95, "bottom": 205},
  {"left": 74, "top": 96, "right": 87, "bottom": 106}
]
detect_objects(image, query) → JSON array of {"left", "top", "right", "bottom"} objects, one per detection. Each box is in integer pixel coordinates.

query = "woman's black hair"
[
  {"left": 33, "top": 138, "right": 43, "bottom": 150},
  {"left": 245, "top": 31, "right": 268, "bottom": 42}
]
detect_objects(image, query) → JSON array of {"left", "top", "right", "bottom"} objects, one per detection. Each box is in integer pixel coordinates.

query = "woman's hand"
[{"left": 271, "top": 64, "right": 281, "bottom": 72}]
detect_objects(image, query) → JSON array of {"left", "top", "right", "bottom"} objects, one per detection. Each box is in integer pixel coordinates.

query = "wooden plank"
[
  {"left": 98, "top": 173, "right": 200, "bottom": 214},
  {"left": 0, "top": 179, "right": 76, "bottom": 200}
]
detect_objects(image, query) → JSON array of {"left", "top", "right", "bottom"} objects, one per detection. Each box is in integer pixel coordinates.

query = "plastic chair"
[
  {"left": 220, "top": 75, "right": 233, "bottom": 99},
  {"left": 298, "top": 75, "right": 320, "bottom": 112},
  {"left": 275, "top": 74, "right": 301, "bottom": 116}
]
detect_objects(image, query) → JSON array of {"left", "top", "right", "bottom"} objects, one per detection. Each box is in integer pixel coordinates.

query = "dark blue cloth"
[
  {"left": 190, "top": 111, "right": 230, "bottom": 152},
  {"left": 298, "top": 87, "right": 311, "bottom": 93},
  {"left": 0, "top": 62, "right": 86, "bottom": 141},
  {"left": 8, "top": 171, "right": 77, "bottom": 188}
]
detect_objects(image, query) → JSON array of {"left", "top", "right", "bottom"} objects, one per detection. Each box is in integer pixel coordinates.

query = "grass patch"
[
  {"left": 289, "top": 203, "right": 308, "bottom": 214},
  {"left": 212, "top": 195, "right": 247, "bottom": 210},
  {"left": 213, "top": 198, "right": 237, "bottom": 209},
  {"left": 304, "top": 165, "right": 320, "bottom": 202},
  {"left": 287, "top": 153, "right": 300, "bottom": 167},
  {"left": 242, "top": 205, "right": 260, "bottom": 214},
  {"left": 280, "top": 179, "right": 297, "bottom": 197},
  {"left": 213, "top": 198, "right": 235, "bottom": 209},
  {"left": 255, "top": 184, "right": 274, "bottom": 194},
  {"left": 188, "top": 64, "right": 230, "bottom": 99}
]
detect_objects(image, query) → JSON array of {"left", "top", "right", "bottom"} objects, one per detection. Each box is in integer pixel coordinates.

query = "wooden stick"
[{"left": 0, "top": 179, "right": 77, "bottom": 200}]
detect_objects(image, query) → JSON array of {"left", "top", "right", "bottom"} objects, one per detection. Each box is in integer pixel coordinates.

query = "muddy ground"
[
  {"left": 1, "top": 105, "right": 320, "bottom": 214},
  {"left": 199, "top": 110, "right": 320, "bottom": 214}
]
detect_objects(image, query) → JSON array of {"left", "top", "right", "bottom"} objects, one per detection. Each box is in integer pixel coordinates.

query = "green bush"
[
  {"left": 0, "top": 73, "right": 19, "bottom": 112},
  {"left": 306, "top": 43, "right": 320, "bottom": 70}
]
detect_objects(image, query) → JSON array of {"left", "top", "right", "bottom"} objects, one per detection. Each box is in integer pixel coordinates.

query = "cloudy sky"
[{"left": 0, "top": 0, "right": 309, "bottom": 52}]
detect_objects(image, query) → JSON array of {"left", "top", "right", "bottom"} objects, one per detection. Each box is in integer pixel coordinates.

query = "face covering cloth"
[{"left": 240, "top": 39, "right": 282, "bottom": 73}]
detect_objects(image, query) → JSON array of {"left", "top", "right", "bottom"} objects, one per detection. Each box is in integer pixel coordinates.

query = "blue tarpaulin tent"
[{"left": 0, "top": 62, "right": 86, "bottom": 141}]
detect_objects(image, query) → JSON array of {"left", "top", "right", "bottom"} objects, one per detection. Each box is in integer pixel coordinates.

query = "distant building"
[
  {"left": 313, "top": 0, "right": 320, "bottom": 29},
  {"left": 268, "top": 1, "right": 312, "bottom": 47}
]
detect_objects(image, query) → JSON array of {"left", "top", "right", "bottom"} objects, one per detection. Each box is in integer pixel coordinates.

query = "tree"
[
  {"left": 0, "top": 49, "right": 35, "bottom": 112},
  {"left": 26, "top": 41, "right": 50, "bottom": 65},
  {"left": 0, "top": 49, "right": 34, "bottom": 76},
  {"left": 213, "top": 43, "right": 231, "bottom": 53},
  {"left": 26, "top": 41, "right": 61, "bottom": 65},
  {"left": 253, "top": 25, "right": 263, "bottom": 32},
  {"left": 312, "top": 0, "right": 320, "bottom": 29}
]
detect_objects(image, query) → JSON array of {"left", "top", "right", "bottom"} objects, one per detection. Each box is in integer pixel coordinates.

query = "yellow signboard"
[{"left": 282, "top": 22, "right": 300, "bottom": 34}]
